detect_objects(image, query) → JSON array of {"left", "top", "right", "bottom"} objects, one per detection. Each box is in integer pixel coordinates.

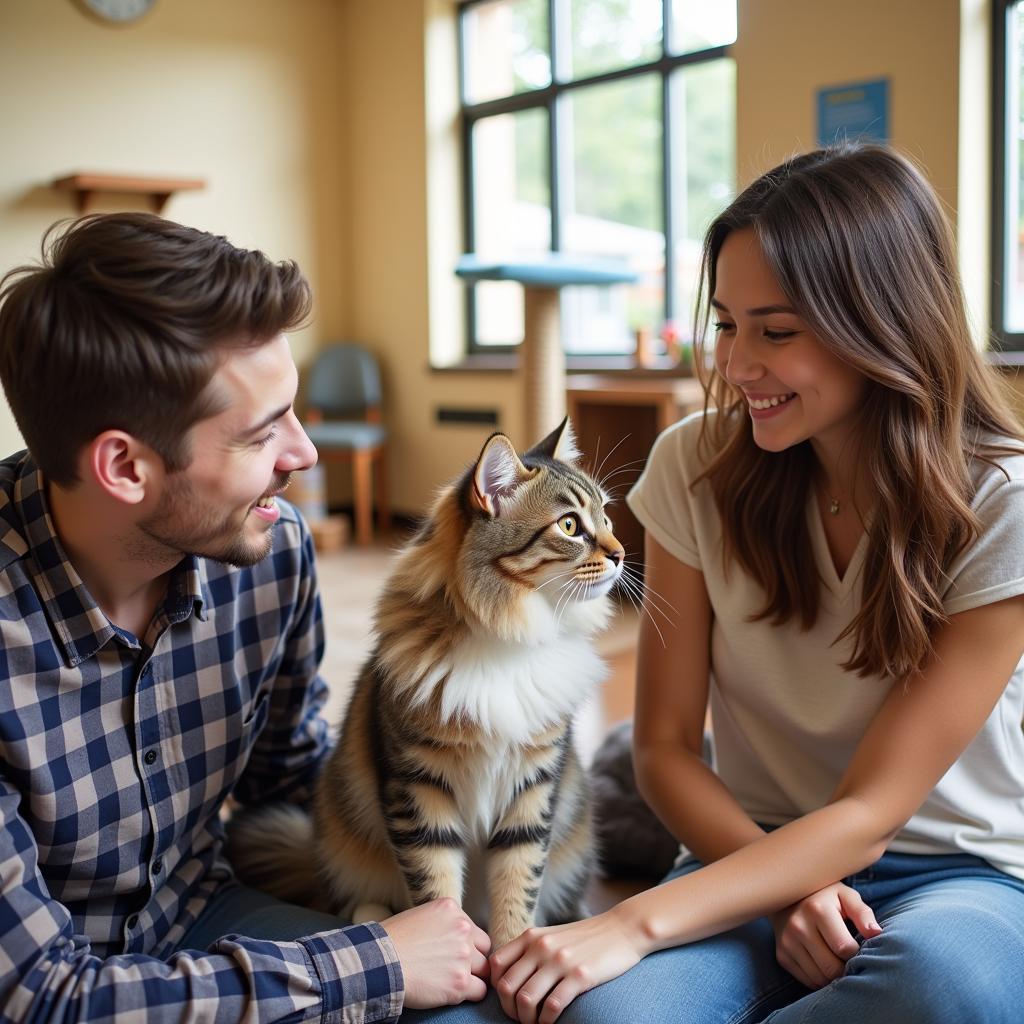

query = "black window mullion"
[
  {"left": 993, "top": 0, "right": 1021, "bottom": 350},
  {"left": 661, "top": 0, "right": 675, "bottom": 327},
  {"left": 550, "top": 0, "right": 564, "bottom": 251},
  {"left": 459, "top": 3, "right": 478, "bottom": 351},
  {"left": 549, "top": 94, "right": 563, "bottom": 252},
  {"left": 462, "top": 106, "right": 480, "bottom": 351},
  {"left": 461, "top": 45, "right": 729, "bottom": 121}
]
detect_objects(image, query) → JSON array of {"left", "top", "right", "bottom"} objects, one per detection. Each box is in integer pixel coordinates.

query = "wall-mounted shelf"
[{"left": 52, "top": 172, "right": 206, "bottom": 214}]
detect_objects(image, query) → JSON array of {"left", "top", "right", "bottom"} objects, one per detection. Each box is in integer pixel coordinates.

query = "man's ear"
[
  {"left": 87, "top": 431, "right": 162, "bottom": 506},
  {"left": 470, "top": 432, "right": 535, "bottom": 517}
]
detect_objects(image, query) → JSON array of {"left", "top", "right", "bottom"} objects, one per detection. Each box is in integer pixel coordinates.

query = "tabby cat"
[{"left": 227, "top": 418, "right": 625, "bottom": 947}]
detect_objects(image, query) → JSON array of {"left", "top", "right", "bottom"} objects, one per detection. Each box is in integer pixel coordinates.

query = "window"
[
  {"left": 458, "top": 0, "right": 736, "bottom": 356},
  {"left": 995, "top": 0, "right": 1024, "bottom": 349}
]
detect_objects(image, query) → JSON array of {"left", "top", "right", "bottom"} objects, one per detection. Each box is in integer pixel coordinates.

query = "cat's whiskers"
[
  {"left": 535, "top": 567, "right": 581, "bottom": 593},
  {"left": 589, "top": 435, "right": 603, "bottom": 482},
  {"left": 616, "top": 570, "right": 668, "bottom": 648},
  {"left": 618, "top": 561, "right": 679, "bottom": 627},
  {"left": 552, "top": 575, "right": 578, "bottom": 623},
  {"left": 593, "top": 434, "right": 631, "bottom": 483},
  {"left": 622, "top": 565, "right": 679, "bottom": 618},
  {"left": 613, "top": 570, "right": 666, "bottom": 647},
  {"left": 555, "top": 573, "right": 590, "bottom": 627},
  {"left": 597, "top": 457, "right": 649, "bottom": 491},
  {"left": 613, "top": 559, "right": 679, "bottom": 649},
  {"left": 556, "top": 578, "right": 587, "bottom": 632}
]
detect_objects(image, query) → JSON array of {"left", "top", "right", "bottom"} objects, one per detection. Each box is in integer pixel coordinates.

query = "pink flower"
[{"left": 659, "top": 320, "right": 680, "bottom": 345}]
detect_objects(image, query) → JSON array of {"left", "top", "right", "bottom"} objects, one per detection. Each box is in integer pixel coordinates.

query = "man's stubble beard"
[{"left": 135, "top": 475, "right": 276, "bottom": 569}]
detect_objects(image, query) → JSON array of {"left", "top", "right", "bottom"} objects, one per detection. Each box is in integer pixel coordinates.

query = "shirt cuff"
[{"left": 301, "top": 921, "right": 404, "bottom": 1023}]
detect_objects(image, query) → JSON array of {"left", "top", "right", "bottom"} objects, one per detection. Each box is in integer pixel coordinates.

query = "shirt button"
[
  {"left": 144, "top": 750, "right": 158, "bottom": 765},
  {"left": 126, "top": 915, "right": 139, "bottom": 929},
  {"left": 152, "top": 858, "right": 163, "bottom": 874}
]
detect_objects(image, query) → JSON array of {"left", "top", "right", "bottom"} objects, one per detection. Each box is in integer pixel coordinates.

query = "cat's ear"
[
  {"left": 471, "top": 433, "right": 535, "bottom": 517},
  {"left": 526, "top": 416, "right": 582, "bottom": 465}
]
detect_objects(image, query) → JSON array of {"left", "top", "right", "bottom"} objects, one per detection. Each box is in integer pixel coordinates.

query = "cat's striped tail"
[{"left": 224, "top": 802, "right": 331, "bottom": 911}]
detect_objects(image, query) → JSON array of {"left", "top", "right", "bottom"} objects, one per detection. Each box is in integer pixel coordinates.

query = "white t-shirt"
[{"left": 627, "top": 411, "right": 1024, "bottom": 879}]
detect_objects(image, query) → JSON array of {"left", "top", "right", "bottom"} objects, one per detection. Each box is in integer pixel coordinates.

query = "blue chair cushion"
[{"left": 304, "top": 421, "right": 387, "bottom": 451}]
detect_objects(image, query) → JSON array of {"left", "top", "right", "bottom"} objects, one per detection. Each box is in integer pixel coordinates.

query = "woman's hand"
[
  {"left": 771, "top": 882, "right": 882, "bottom": 989},
  {"left": 489, "top": 908, "right": 649, "bottom": 1023}
]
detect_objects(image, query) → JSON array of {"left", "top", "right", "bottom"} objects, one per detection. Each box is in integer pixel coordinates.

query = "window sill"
[
  {"left": 436, "top": 349, "right": 1023, "bottom": 374},
  {"left": 987, "top": 348, "right": 1024, "bottom": 367},
  {"left": 430, "top": 353, "right": 691, "bottom": 377}
]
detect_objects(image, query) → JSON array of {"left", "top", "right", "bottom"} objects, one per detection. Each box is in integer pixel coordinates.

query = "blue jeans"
[
  {"left": 175, "top": 883, "right": 346, "bottom": 951},
  {"left": 180, "top": 851, "right": 1024, "bottom": 1023}
]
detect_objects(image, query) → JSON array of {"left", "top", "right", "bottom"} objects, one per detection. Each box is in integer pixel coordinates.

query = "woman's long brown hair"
[{"left": 692, "top": 144, "right": 1023, "bottom": 679}]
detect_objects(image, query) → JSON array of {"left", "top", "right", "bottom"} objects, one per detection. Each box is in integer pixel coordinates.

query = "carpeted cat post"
[
  {"left": 456, "top": 255, "right": 638, "bottom": 440},
  {"left": 522, "top": 284, "right": 564, "bottom": 442}
]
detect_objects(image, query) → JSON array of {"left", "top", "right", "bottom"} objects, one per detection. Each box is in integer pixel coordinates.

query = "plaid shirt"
[{"left": 0, "top": 451, "right": 404, "bottom": 1023}]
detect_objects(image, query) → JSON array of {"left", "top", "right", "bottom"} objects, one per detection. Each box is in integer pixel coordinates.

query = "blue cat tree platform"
[{"left": 456, "top": 254, "right": 638, "bottom": 440}]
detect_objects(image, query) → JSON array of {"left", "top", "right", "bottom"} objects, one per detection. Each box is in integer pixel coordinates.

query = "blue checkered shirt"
[{"left": 0, "top": 451, "right": 404, "bottom": 1022}]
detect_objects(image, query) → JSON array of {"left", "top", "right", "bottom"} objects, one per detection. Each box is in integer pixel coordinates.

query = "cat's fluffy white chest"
[
  {"left": 436, "top": 632, "right": 607, "bottom": 743},
  {"left": 450, "top": 743, "right": 536, "bottom": 840}
]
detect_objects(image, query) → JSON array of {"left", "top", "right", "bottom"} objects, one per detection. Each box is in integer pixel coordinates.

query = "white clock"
[{"left": 74, "top": 0, "right": 157, "bottom": 24}]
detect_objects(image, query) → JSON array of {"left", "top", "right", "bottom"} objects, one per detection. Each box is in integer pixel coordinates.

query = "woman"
[{"left": 488, "top": 144, "right": 1024, "bottom": 1023}]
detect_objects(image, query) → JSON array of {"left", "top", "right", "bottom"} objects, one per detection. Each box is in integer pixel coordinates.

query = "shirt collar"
[
  {"left": 13, "top": 454, "right": 207, "bottom": 668},
  {"left": 168, "top": 554, "right": 210, "bottom": 623}
]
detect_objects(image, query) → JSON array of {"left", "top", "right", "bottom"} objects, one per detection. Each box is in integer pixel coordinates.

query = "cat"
[{"left": 226, "top": 418, "right": 625, "bottom": 947}]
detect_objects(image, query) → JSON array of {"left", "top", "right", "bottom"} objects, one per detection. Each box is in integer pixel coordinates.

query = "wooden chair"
[{"left": 303, "top": 342, "right": 390, "bottom": 546}]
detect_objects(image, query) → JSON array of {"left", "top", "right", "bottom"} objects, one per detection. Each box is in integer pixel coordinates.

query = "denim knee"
[
  {"left": 766, "top": 882, "right": 1024, "bottom": 1024},
  {"left": 852, "top": 893, "right": 1024, "bottom": 1022}
]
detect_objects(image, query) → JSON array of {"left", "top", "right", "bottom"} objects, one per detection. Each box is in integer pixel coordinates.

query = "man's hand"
[
  {"left": 381, "top": 898, "right": 491, "bottom": 1009},
  {"left": 771, "top": 882, "right": 882, "bottom": 989}
]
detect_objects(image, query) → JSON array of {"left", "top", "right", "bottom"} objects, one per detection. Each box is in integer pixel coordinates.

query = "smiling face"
[
  {"left": 138, "top": 333, "right": 318, "bottom": 567},
  {"left": 711, "top": 228, "right": 867, "bottom": 460}
]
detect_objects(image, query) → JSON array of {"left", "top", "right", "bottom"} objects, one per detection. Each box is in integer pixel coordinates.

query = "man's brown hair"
[{"left": 0, "top": 213, "right": 312, "bottom": 485}]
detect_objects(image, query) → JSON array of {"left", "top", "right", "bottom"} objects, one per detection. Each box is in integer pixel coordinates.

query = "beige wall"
[
  {"left": 339, "top": 0, "right": 526, "bottom": 516},
  {"left": 0, "top": 0, "right": 348, "bottom": 451},
  {"left": 734, "top": 0, "right": 961, "bottom": 201},
  {"left": 0, "top": 0, "right": 994, "bottom": 515}
]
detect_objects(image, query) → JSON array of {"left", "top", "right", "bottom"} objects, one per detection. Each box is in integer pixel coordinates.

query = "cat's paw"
[
  {"left": 353, "top": 901, "right": 393, "bottom": 924},
  {"left": 490, "top": 919, "right": 530, "bottom": 951}
]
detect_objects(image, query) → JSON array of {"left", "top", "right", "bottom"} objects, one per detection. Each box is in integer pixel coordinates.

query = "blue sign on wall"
[{"left": 816, "top": 78, "right": 890, "bottom": 146}]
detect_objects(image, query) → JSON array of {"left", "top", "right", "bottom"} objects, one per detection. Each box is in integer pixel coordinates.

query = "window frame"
[
  {"left": 993, "top": 0, "right": 1023, "bottom": 352},
  {"left": 457, "top": 0, "right": 733, "bottom": 355}
]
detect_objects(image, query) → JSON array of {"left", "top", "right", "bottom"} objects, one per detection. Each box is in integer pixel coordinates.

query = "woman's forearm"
[
  {"left": 611, "top": 796, "right": 890, "bottom": 954},
  {"left": 635, "top": 743, "right": 766, "bottom": 864}
]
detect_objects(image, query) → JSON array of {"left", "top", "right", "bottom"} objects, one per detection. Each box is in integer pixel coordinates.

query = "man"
[{"left": 0, "top": 213, "right": 490, "bottom": 1022}]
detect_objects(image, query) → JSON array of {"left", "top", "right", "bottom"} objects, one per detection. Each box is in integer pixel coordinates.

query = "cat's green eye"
[{"left": 557, "top": 514, "right": 580, "bottom": 537}]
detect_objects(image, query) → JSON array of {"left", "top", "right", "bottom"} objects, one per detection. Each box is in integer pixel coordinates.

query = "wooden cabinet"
[{"left": 566, "top": 375, "right": 705, "bottom": 576}]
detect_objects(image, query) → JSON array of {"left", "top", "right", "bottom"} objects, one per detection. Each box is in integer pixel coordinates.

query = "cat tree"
[{"left": 455, "top": 255, "right": 638, "bottom": 440}]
